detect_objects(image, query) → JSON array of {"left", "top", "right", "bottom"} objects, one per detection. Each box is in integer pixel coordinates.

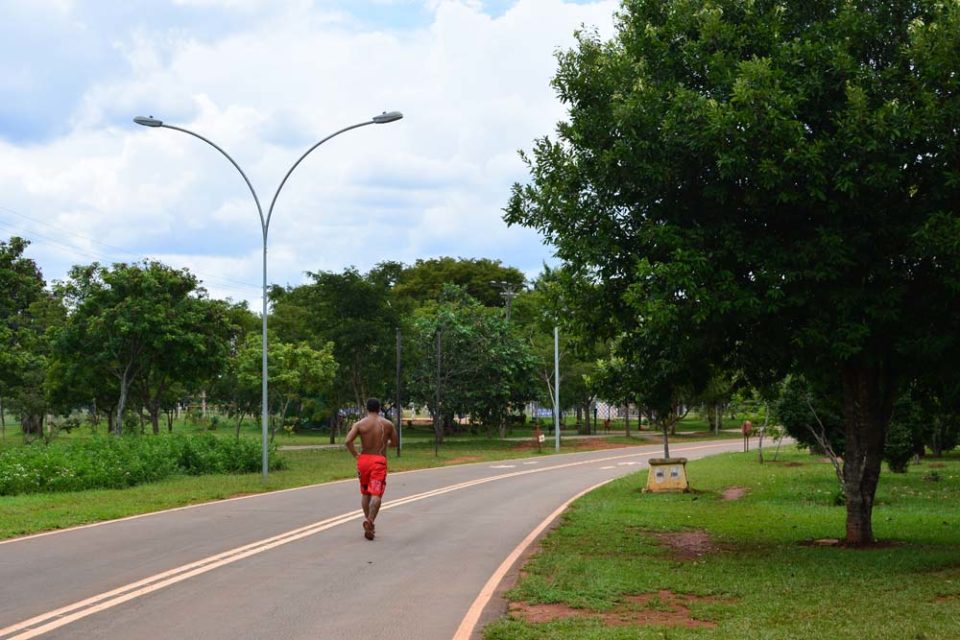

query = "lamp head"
[
  {"left": 133, "top": 116, "right": 163, "bottom": 127},
  {"left": 372, "top": 111, "right": 403, "bottom": 124}
]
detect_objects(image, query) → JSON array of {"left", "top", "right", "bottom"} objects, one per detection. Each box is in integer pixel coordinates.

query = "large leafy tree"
[
  {"left": 53, "top": 261, "right": 233, "bottom": 434},
  {"left": 0, "top": 237, "right": 59, "bottom": 437},
  {"left": 506, "top": 0, "right": 960, "bottom": 544},
  {"left": 270, "top": 266, "right": 401, "bottom": 415},
  {"left": 227, "top": 334, "right": 337, "bottom": 439},
  {"left": 395, "top": 257, "right": 526, "bottom": 308},
  {"left": 405, "top": 286, "right": 538, "bottom": 445}
]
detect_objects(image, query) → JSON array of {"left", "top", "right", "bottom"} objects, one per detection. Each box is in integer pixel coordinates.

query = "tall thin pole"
[
  {"left": 396, "top": 326, "right": 402, "bottom": 457},
  {"left": 554, "top": 325, "right": 560, "bottom": 451},
  {"left": 262, "top": 229, "right": 269, "bottom": 479}
]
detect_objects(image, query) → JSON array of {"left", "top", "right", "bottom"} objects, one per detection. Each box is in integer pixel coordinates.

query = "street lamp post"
[{"left": 134, "top": 111, "right": 403, "bottom": 481}]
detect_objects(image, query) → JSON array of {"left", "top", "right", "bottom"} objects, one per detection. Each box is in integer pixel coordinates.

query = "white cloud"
[{"left": 0, "top": 0, "right": 618, "bottom": 307}]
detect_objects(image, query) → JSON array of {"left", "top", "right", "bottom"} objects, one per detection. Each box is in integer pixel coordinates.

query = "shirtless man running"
[{"left": 345, "top": 398, "right": 397, "bottom": 540}]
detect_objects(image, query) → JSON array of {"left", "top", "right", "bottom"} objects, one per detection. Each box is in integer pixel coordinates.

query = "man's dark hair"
[{"left": 366, "top": 398, "right": 381, "bottom": 413}]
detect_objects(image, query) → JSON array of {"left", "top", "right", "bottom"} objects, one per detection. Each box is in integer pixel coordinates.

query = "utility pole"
[
  {"left": 554, "top": 325, "right": 560, "bottom": 451},
  {"left": 490, "top": 280, "right": 522, "bottom": 323},
  {"left": 396, "top": 326, "right": 402, "bottom": 457},
  {"left": 434, "top": 328, "right": 442, "bottom": 457}
]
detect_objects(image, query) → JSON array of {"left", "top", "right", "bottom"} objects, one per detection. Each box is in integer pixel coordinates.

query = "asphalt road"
[{"left": 0, "top": 438, "right": 745, "bottom": 640}]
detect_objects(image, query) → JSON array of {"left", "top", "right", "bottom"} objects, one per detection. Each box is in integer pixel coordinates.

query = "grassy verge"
[
  {"left": 0, "top": 434, "right": 658, "bottom": 540},
  {"left": 484, "top": 449, "right": 960, "bottom": 640}
]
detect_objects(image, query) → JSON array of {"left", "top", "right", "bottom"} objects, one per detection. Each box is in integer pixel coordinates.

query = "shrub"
[{"left": 0, "top": 435, "right": 284, "bottom": 495}]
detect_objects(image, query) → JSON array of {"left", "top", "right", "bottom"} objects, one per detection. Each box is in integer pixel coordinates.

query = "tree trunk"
[
  {"left": 757, "top": 402, "right": 768, "bottom": 464},
  {"left": 150, "top": 404, "right": 161, "bottom": 435},
  {"left": 115, "top": 364, "right": 133, "bottom": 436},
  {"left": 661, "top": 421, "right": 671, "bottom": 459},
  {"left": 0, "top": 394, "right": 5, "bottom": 443},
  {"left": 840, "top": 361, "right": 894, "bottom": 546},
  {"left": 166, "top": 409, "right": 175, "bottom": 434},
  {"left": 21, "top": 413, "right": 43, "bottom": 438},
  {"left": 624, "top": 404, "right": 631, "bottom": 438}
]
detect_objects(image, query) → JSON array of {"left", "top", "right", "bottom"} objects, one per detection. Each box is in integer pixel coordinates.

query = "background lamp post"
[{"left": 134, "top": 111, "right": 403, "bottom": 481}]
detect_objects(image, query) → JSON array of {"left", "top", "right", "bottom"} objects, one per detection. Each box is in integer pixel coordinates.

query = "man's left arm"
[{"left": 383, "top": 418, "right": 398, "bottom": 449}]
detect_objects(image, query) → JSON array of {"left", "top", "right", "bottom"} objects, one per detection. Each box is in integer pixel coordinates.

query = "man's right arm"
[{"left": 345, "top": 423, "right": 360, "bottom": 459}]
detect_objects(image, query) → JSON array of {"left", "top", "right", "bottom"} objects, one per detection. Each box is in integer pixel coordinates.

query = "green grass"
[{"left": 484, "top": 449, "right": 960, "bottom": 640}]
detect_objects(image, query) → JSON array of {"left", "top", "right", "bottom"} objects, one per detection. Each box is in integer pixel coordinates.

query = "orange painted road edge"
[{"left": 451, "top": 477, "right": 618, "bottom": 640}]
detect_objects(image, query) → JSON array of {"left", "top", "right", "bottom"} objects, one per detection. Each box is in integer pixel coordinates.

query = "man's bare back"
[{"left": 346, "top": 414, "right": 397, "bottom": 456}]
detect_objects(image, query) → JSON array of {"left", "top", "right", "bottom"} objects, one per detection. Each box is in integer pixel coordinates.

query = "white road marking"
[
  {"left": 600, "top": 466, "right": 616, "bottom": 469},
  {"left": 489, "top": 465, "right": 516, "bottom": 469},
  {"left": 617, "top": 461, "right": 641, "bottom": 466},
  {"left": 521, "top": 461, "right": 538, "bottom": 465}
]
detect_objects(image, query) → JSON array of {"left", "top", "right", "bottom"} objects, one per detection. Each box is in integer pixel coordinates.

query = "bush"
[
  {"left": 774, "top": 377, "right": 844, "bottom": 454},
  {"left": 0, "top": 434, "right": 284, "bottom": 496},
  {"left": 885, "top": 393, "right": 925, "bottom": 473}
]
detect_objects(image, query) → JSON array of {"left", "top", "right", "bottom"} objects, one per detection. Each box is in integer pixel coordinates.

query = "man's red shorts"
[{"left": 357, "top": 454, "right": 387, "bottom": 496}]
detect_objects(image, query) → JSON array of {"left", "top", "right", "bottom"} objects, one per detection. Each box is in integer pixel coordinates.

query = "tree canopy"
[{"left": 506, "top": 0, "right": 960, "bottom": 544}]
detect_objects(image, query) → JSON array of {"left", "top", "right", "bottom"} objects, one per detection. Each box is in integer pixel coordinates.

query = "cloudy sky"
[{"left": 0, "top": 0, "right": 617, "bottom": 307}]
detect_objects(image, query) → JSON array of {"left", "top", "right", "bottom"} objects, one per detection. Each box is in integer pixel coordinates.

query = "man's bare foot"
[{"left": 363, "top": 519, "right": 375, "bottom": 540}]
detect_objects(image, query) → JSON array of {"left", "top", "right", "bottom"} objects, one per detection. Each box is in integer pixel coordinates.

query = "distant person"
[
  {"left": 741, "top": 420, "right": 753, "bottom": 452},
  {"left": 345, "top": 398, "right": 397, "bottom": 540}
]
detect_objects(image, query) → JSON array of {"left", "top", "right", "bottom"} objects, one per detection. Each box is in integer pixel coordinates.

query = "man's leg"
[
  {"left": 367, "top": 495, "right": 382, "bottom": 524},
  {"left": 361, "top": 494, "right": 371, "bottom": 520}
]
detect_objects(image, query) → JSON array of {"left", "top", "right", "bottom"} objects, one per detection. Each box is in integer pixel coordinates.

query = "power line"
[
  {"left": 0, "top": 204, "right": 261, "bottom": 290},
  {"left": 0, "top": 205, "right": 264, "bottom": 298}
]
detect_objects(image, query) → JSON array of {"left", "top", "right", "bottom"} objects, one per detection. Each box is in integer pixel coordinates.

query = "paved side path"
[{"left": 0, "top": 440, "right": 744, "bottom": 640}]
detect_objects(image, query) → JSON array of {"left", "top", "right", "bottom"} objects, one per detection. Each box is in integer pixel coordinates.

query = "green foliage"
[
  {"left": 511, "top": 267, "right": 602, "bottom": 418},
  {"left": 0, "top": 435, "right": 282, "bottom": 495},
  {"left": 226, "top": 333, "right": 337, "bottom": 434},
  {"left": 774, "top": 377, "right": 844, "bottom": 454},
  {"left": 50, "top": 261, "right": 235, "bottom": 434},
  {"left": 394, "top": 257, "right": 525, "bottom": 308},
  {"left": 405, "top": 285, "right": 539, "bottom": 435},
  {"left": 885, "top": 391, "right": 930, "bottom": 472},
  {"left": 270, "top": 266, "right": 399, "bottom": 412},
  {"left": 0, "top": 236, "right": 59, "bottom": 434}
]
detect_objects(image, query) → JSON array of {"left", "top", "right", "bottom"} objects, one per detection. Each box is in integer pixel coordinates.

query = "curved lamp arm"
[
  {"left": 266, "top": 120, "right": 375, "bottom": 231},
  {"left": 159, "top": 124, "right": 267, "bottom": 234},
  {"left": 264, "top": 111, "right": 402, "bottom": 230}
]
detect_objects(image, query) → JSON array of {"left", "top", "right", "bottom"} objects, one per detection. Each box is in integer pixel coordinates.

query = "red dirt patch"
[
  {"left": 721, "top": 486, "right": 748, "bottom": 501},
  {"left": 444, "top": 456, "right": 483, "bottom": 465},
  {"left": 511, "top": 438, "right": 632, "bottom": 452},
  {"left": 509, "top": 590, "right": 732, "bottom": 628},
  {"left": 934, "top": 594, "right": 960, "bottom": 604},
  {"left": 653, "top": 530, "right": 719, "bottom": 560},
  {"left": 573, "top": 438, "right": 631, "bottom": 450}
]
